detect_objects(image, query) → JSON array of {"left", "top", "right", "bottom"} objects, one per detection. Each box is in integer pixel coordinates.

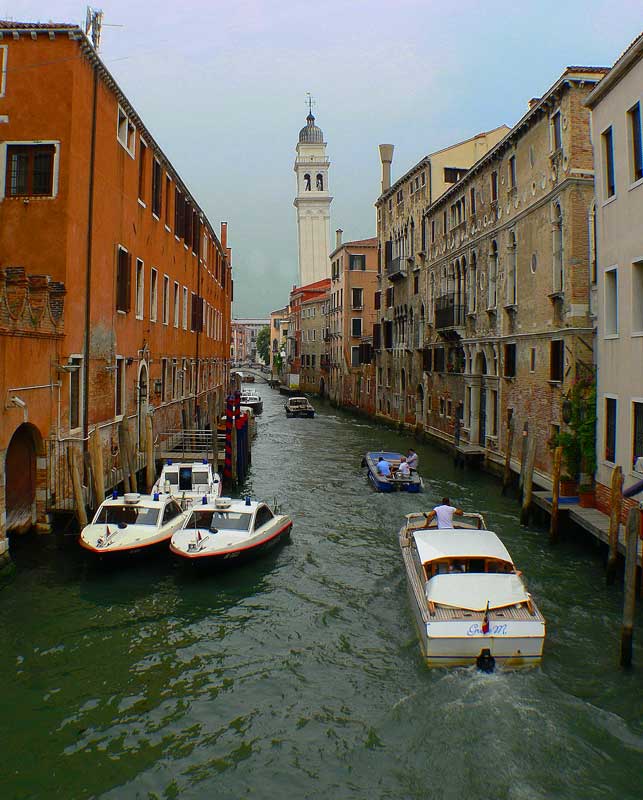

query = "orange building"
[
  {"left": 0, "top": 22, "right": 232, "bottom": 559},
  {"left": 288, "top": 279, "right": 330, "bottom": 389}
]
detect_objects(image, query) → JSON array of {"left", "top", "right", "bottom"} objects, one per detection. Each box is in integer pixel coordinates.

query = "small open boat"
[
  {"left": 239, "top": 390, "right": 263, "bottom": 414},
  {"left": 152, "top": 459, "right": 222, "bottom": 507},
  {"left": 284, "top": 397, "right": 315, "bottom": 417},
  {"left": 79, "top": 492, "right": 188, "bottom": 556},
  {"left": 399, "top": 511, "right": 545, "bottom": 670},
  {"left": 170, "top": 496, "right": 292, "bottom": 565},
  {"left": 363, "top": 451, "right": 423, "bottom": 492}
]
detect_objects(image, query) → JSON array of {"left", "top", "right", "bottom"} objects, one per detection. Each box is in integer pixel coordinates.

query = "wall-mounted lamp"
[{"left": 126, "top": 357, "right": 134, "bottom": 366}]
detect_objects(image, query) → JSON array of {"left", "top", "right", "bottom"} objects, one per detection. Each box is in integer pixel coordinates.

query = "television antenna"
[{"left": 85, "top": 6, "right": 104, "bottom": 50}]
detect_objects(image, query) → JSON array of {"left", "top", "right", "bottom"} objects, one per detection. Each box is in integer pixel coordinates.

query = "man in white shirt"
[
  {"left": 406, "top": 449, "right": 418, "bottom": 471},
  {"left": 422, "top": 497, "right": 464, "bottom": 529},
  {"left": 396, "top": 457, "right": 411, "bottom": 478}
]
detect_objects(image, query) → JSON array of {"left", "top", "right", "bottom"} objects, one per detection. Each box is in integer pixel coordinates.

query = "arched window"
[
  {"left": 316, "top": 173, "right": 324, "bottom": 191},
  {"left": 304, "top": 173, "right": 311, "bottom": 191},
  {"left": 469, "top": 252, "right": 477, "bottom": 313},
  {"left": 552, "top": 202, "right": 564, "bottom": 292},
  {"left": 507, "top": 230, "right": 517, "bottom": 305},
  {"left": 410, "top": 218, "right": 415, "bottom": 257},
  {"left": 488, "top": 241, "right": 498, "bottom": 309}
]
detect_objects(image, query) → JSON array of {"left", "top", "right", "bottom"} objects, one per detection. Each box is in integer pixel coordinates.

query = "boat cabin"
[{"left": 413, "top": 529, "right": 518, "bottom": 582}]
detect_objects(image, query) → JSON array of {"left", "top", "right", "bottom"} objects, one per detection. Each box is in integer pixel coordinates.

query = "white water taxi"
[
  {"left": 80, "top": 492, "right": 188, "bottom": 556},
  {"left": 399, "top": 512, "right": 545, "bottom": 670},
  {"left": 170, "top": 496, "right": 292, "bottom": 566},
  {"left": 284, "top": 397, "right": 315, "bottom": 417},
  {"left": 152, "top": 460, "right": 222, "bottom": 506},
  {"left": 239, "top": 391, "right": 263, "bottom": 414}
]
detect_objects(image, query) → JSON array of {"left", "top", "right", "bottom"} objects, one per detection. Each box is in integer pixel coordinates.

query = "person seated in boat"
[
  {"left": 406, "top": 448, "right": 418, "bottom": 472},
  {"left": 448, "top": 561, "right": 466, "bottom": 573},
  {"left": 422, "top": 497, "right": 464, "bottom": 529},
  {"left": 395, "top": 457, "right": 411, "bottom": 478},
  {"left": 376, "top": 456, "right": 391, "bottom": 477}
]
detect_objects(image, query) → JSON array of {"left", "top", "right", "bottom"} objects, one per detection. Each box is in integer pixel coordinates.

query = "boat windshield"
[
  {"left": 185, "top": 510, "right": 253, "bottom": 531},
  {"left": 95, "top": 505, "right": 160, "bottom": 526},
  {"left": 192, "top": 471, "right": 209, "bottom": 485},
  {"left": 163, "top": 472, "right": 179, "bottom": 485}
]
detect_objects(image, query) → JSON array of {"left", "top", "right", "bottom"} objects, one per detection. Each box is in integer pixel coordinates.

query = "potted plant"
[
  {"left": 550, "top": 374, "right": 597, "bottom": 499},
  {"left": 578, "top": 482, "right": 596, "bottom": 508}
]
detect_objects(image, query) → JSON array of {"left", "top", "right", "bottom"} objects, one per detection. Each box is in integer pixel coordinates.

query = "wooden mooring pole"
[
  {"left": 520, "top": 435, "right": 537, "bottom": 526},
  {"left": 549, "top": 445, "right": 563, "bottom": 543},
  {"left": 145, "top": 414, "right": 155, "bottom": 493},
  {"left": 69, "top": 446, "right": 88, "bottom": 528},
  {"left": 620, "top": 507, "right": 640, "bottom": 668},
  {"left": 606, "top": 465, "right": 624, "bottom": 585},
  {"left": 88, "top": 427, "right": 105, "bottom": 509},
  {"left": 501, "top": 420, "right": 515, "bottom": 495},
  {"left": 118, "top": 419, "right": 133, "bottom": 493},
  {"left": 518, "top": 426, "right": 529, "bottom": 500}
]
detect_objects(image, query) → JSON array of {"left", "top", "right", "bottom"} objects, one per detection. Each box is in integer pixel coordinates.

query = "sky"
[{"left": 13, "top": 1, "right": 643, "bottom": 317}]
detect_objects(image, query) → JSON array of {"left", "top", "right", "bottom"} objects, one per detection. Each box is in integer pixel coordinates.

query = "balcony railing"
[
  {"left": 435, "top": 294, "right": 465, "bottom": 329},
  {"left": 386, "top": 257, "right": 407, "bottom": 281}
]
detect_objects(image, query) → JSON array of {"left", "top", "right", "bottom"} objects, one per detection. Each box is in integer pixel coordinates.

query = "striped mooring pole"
[{"left": 224, "top": 394, "right": 234, "bottom": 480}]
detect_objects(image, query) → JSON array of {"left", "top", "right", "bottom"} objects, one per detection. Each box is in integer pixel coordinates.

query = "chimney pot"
[
  {"left": 335, "top": 229, "right": 343, "bottom": 248},
  {"left": 379, "top": 144, "right": 394, "bottom": 193}
]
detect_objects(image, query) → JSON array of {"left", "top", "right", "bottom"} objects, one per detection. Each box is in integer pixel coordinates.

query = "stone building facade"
[
  {"left": 299, "top": 294, "right": 327, "bottom": 393},
  {"left": 399, "top": 67, "right": 607, "bottom": 484},
  {"left": 374, "top": 127, "right": 508, "bottom": 430}
]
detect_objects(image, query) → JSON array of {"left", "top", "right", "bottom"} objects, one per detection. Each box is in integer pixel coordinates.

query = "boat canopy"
[
  {"left": 413, "top": 530, "right": 514, "bottom": 565},
  {"left": 425, "top": 573, "right": 529, "bottom": 611}
]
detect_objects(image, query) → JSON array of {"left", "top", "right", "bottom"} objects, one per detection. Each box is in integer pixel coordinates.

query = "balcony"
[
  {"left": 435, "top": 294, "right": 465, "bottom": 334},
  {"left": 386, "top": 257, "right": 407, "bottom": 281}
]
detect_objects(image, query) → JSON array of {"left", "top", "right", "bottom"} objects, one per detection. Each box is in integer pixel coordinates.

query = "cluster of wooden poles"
[{"left": 498, "top": 424, "right": 641, "bottom": 668}]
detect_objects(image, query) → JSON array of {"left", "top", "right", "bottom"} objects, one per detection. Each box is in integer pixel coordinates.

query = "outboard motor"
[{"left": 476, "top": 648, "right": 495, "bottom": 673}]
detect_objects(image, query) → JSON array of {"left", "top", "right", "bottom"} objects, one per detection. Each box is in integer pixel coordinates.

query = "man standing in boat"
[
  {"left": 406, "top": 449, "right": 418, "bottom": 472},
  {"left": 422, "top": 497, "right": 463, "bottom": 529}
]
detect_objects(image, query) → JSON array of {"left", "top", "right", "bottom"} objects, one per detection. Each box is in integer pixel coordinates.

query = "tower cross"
[{"left": 305, "top": 93, "right": 316, "bottom": 115}]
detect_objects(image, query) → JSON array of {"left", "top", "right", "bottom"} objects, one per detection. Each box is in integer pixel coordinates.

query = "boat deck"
[{"left": 430, "top": 603, "right": 541, "bottom": 622}]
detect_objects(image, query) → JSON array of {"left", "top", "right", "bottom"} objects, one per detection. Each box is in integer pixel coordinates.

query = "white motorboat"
[
  {"left": 284, "top": 396, "right": 315, "bottom": 417},
  {"left": 399, "top": 512, "right": 545, "bottom": 670},
  {"left": 170, "top": 496, "right": 292, "bottom": 566},
  {"left": 79, "top": 492, "right": 188, "bottom": 556},
  {"left": 239, "top": 390, "right": 263, "bottom": 414},
  {"left": 152, "top": 459, "right": 222, "bottom": 506}
]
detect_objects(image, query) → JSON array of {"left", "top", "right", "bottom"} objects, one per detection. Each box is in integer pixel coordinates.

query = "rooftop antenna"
[{"left": 85, "top": 6, "right": 104, "bottom": 50}]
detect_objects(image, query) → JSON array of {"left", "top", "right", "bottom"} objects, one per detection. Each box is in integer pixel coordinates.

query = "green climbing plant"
[{"left": 550, "top": 374, "right": 597, "bottom": 484}]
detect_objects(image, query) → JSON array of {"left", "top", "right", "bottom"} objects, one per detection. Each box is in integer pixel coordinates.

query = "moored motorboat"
[
  {"left": 399, "top": 512, "right": 545, "bottom": 670},
  {"left": 79, "top": 492, "right": 188, "bottom": 556},
  {"left": 152, "top": 459, "right": 222, "bottom": 506},
  {"left": 170, "top": 496, "right": 292, "bottom": 565},
  {"left": 239, "top": 390, "right": 263, "bottom": 414},
  {"left": 363, "top": 451, "right": 423, "bottom": 492},
  {"left": 284, "top": 396, "right": 315, "bottom": 417}
]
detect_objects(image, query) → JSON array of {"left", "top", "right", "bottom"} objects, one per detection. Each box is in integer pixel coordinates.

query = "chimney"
[
  {"left": 379, "top": 144, "right": 394, "bottom": 193},
  {"left": 335, "top": 229, "right": 343, "bottom": 249},
  {"left": 528, "top": 97, "right": 541, "bottom": 110}
]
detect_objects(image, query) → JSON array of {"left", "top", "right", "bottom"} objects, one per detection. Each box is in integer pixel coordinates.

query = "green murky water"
[{"left": 1, "top": 387, "right": 642, "bottom": 799}]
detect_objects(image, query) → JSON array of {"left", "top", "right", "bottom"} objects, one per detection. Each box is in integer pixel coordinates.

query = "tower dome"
[{"left": 299, "top": 112, "right": 324, "bottom": 144}]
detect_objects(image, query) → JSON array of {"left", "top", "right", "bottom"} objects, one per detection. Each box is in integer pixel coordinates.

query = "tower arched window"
[
  {"left": 469, "top": 252, "right": 477, "bottom": 313},
  {"left": 488, "top": 241, "right": 498, "bottom": 309},
  {"left": 316, "top": 173, "right": 324, "bottom": 191},
  {"left": 304, "top": 173, "right": 311, "bottom": 191},
  {"left": 552, "top": 202, "right": 564, "bottom": 293}
]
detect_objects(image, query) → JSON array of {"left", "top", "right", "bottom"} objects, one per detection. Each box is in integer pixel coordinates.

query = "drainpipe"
[{"left": 82, "top": 64, "right": 99, "bottom": 449}]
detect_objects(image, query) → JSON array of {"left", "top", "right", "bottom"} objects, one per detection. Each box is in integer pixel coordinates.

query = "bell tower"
[{"left": 293, "top": 98, "right": 332, "bottom": 286}]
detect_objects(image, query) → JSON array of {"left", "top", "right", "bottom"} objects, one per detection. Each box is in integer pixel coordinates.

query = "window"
[
  {"left": 431, "top": 220, "right": 435, "bottom": 243},
  {"left": 6, "top": 143, "right": 55, "bottom": 197},
  {"left": 469, "top": 252, "right": 477, "bottom": 313},
  {"left": 152, "top": 159, "right": 162, "bottom": 218},
  {"left": 162, "top": 275, "right": 170, "bottom": 324},
  {"left": 434, "top": 347, "right": 445, "bottom": 372},
  {"left": 507, "top": 231, "right": 517, "bottom": 305},
  {"left": 551, "top": 110, "right": 562, "bottom": 151},
  {"left": 174, "top": 188, "right": 184, "bottom": 238},
  {"left": 508, "top": 155, "right": 517, "bottom": 189},
  {"left": 117, "top": 106, "right": 135, "bottom": 156},
  {"left": 504, "top": 343, "right": 516, "bottom": 377},
  {"left": 628, "top": 102, "right": 643, "bottom": 183},
  {"left": 443, "top": 210, "right": 447, "bottom": 234},
  {"left": 470, "top": 187, "right": 476, "bottom": 215},
  {"left": 490, "top": 171, "right": 498, "bottom": 203},
  {"left": 116, "top": 246, "right": 131, "bottom": 312},
  {"left": 135, "top": 259, "right": 144, "bottom": 319},
  {"left": 138, "top": 141, "right": 147, "bottom": 202},
  {"left": 552, "top": 203, "right": 564, "bottom": 293},
  {"left": 604, "top": 267, "right": 618, "bottom": 335},
  {"left": 115, "top": 357, "right": 125, "bottom": 416},
  {"left": 349, "top": 254, "right": 366, "bottom": 270},
  {"left": 351, "top": 346, "right": 360, "bottom": 367},
  {"left": 351, "top": 288, "right": 363, "bottom": 309},
  {"left": 633, "top": 260, "right": 643, "bottom": 333},
  {"left": 184, "top": 201, "right": 193, "bottom": 249},
  {"left": 165, "top": 174, "right": 172, "bottom": 228},
  {"left": 414, "top": 274, "right": 419, "bottom": 295},
  {"left": 488, "top": 241, "right": 498, "bottom": 309},
  {"left": 633, "top": 401, "right": 643, "bottom": 468},
  {"left": 444, "top": 167, "right": 466, "bottom": 183},
  {"left": 150, "top": 268, "right": 158, "bottom": 322},
  {"left": 161, "top": 358, "right": 168, "bottom": 402},
  {"left": 351, "top": 318, "right": 362, "bottom": 337},
  {"left": 602, "top": 127, "right": 615, "bottom": 198},
  {"left": 605, "top": 397, "right": 617, "bottom": 462},
  {"left": 173, "top": 281, "right": 180, "bottom": 328},
  {"left": 530, "top": 347, "right": 536, "bottom": 372},
  {"left": 69, "top": 356, "right": 83, "bottom": 430},
  {"left": 490, "top": 390, "right": 498, "bottom": 436},
  {"left": 0, "top": 45, "right": 7, "bottom": 96},
  {"left": 550, "top": 339, "right": 564, "bottom": 382}
]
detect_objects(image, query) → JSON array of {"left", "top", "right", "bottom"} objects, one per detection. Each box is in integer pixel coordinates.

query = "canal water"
[{"left": 1, "top": 386, "right": 642, "bottom": 799}]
